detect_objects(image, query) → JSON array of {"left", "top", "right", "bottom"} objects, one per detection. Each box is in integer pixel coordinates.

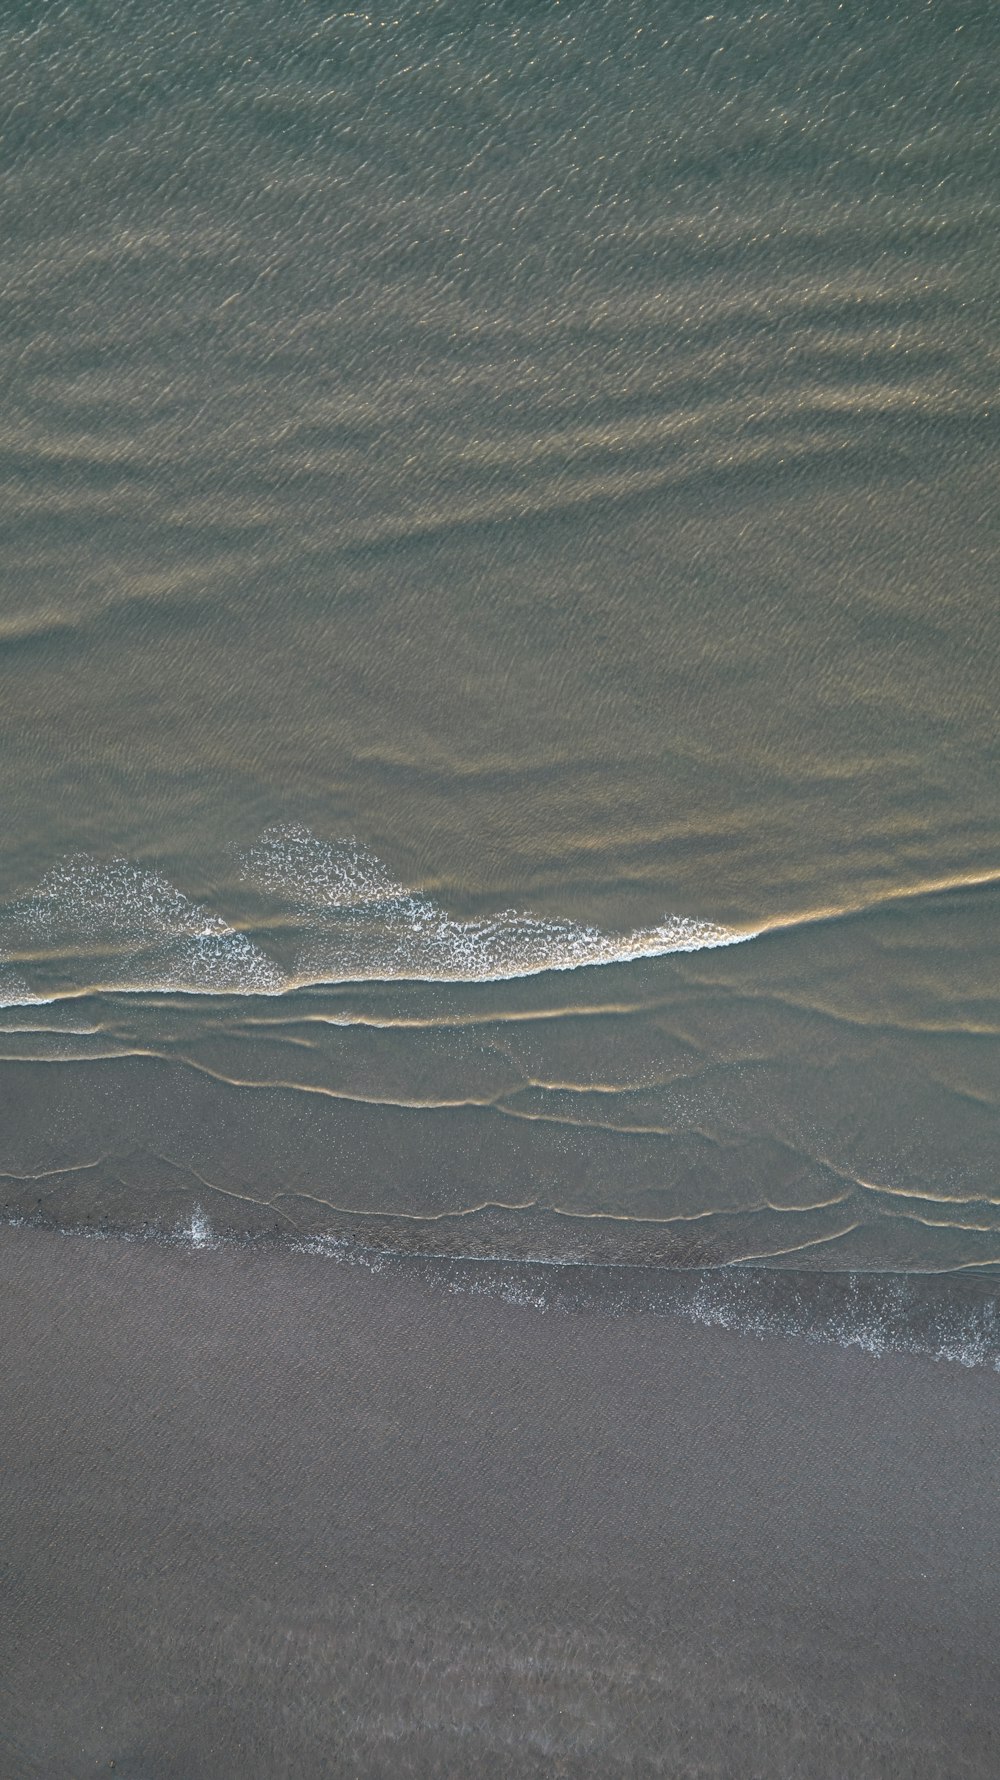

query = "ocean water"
[{"left": 1, "top": 1, "right": 998, "bottom": 1298}]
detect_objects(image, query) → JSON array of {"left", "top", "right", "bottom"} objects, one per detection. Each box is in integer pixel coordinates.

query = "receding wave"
[{"left": 0, "top": 826, "right": 752, "bottom": 1004}]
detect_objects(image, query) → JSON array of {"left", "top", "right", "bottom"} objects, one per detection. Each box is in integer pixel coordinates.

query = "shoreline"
[
  {"left": 7, "top": 1209, "right": 1000, "bottom": 1371},
  {"left": 3, "top": 1221, "right": 1000, "bottom": 1776}
]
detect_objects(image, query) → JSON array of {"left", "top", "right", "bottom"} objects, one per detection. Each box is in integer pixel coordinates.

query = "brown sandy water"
[
  {"left": 1, "top": 0, "right": 998, "bottom": 1277},
  {"left": 3, "top": 881, "right": 998, "bottom": 1276}
]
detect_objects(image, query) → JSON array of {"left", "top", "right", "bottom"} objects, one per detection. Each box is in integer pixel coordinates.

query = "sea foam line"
[
  {"left": 3, "top": 827, "right": 994, "bottom": 1007},
  {"left": 0, "top": 827, "right": 755, "bottom": 1005},
  {"left": 5, "top": 1212, "right": 998, "bottom": 1372}
]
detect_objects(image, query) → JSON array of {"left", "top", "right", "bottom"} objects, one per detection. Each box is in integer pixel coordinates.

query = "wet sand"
[{"left": 2, "top": 1225, "right": 999, "bottom": 1778}]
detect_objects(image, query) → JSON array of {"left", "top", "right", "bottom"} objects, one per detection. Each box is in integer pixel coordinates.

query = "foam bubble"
[
  {"left": 676, "top": 1268, "right": 1000, "bottom": 1371},
  {"left": 180, "top": 1205, "right": 217, "bottom": 1249},
  {"left": 239, "top": 824, "right": 751, "bottom": 985}
]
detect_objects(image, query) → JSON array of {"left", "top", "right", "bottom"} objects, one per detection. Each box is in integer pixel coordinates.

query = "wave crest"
[
  {"left": 239, "top": 824, "right": 750, "bottom": 985},
  {"left": 4, "top": 856, "right": 285, "bottom": 1000},
  {"left": 0, "top": 830, "right": 750, "bottom": 1003}
]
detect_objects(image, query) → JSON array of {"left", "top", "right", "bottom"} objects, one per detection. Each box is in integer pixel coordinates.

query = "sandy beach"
[{"left": 2, "top": 1224, "right": 998, "bottom": 1777}]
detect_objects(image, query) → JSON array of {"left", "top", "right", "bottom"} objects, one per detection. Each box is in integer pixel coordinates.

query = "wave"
[
  {"left": 238, "top": 825, "right": 752, "bottom": 985},
  {"left": 1, "top": 856, "right": 286, "bottom": 1002},
  {"left": 3, "top": 828, "right": 994, "bottom": 1006},
  {"left": 0, "top": 961, "right": 50, "bottom": 1007},
  {"left": 0, "top": 828, "right": 752, "bottom": 1004}
]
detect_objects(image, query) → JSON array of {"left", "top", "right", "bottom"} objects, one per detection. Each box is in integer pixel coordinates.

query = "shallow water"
[{"left": 1, "top": 0, "right": 998, "bottom": 1284}]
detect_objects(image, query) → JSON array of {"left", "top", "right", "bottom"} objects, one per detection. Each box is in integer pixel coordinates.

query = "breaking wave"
[
  {"left": 0, "top": 826, "right": 751, "bottom": 1004},
  {"left": 238, "top": 824, "right": 752, "bottom": 986},
  {"left": 0, "top": 961, "right": 49, "bottom": 1007},
  {"left": 1, "top": 856, "right": 286, "bottom": 1001}
]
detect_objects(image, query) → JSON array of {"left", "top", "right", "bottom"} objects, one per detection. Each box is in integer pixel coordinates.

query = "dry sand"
[{"left": 2, "top": 1224, "right": 999, "bottom": 1777}]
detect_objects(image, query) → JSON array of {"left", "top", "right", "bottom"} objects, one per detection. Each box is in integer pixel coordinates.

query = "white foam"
[
  {"left": 678, "top": 1270, "right": 1000, "bottom": 1371},
  {"left": 0, "top": 831, "right": 752, "bottom": 1001},
  {"left": 0, "top": 961, "right": 51, "bottom": 1008},
  {"left": 182, "top": 1204, "right": 217, "bottom": 1249},
  {"left": 2, "top": 855, "right": 287, "bottom": 1000},
  {"left": 239, "top": 824, "right": 752, "bottom": 985},
  {"left": 278, "top": 1233, "right": 1000, "bottom": 1369}
]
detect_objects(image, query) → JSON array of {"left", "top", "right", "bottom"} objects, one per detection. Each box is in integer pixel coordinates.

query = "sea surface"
[{"left": 1, "top": 2, "right": 998, "bottom": 1304}]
